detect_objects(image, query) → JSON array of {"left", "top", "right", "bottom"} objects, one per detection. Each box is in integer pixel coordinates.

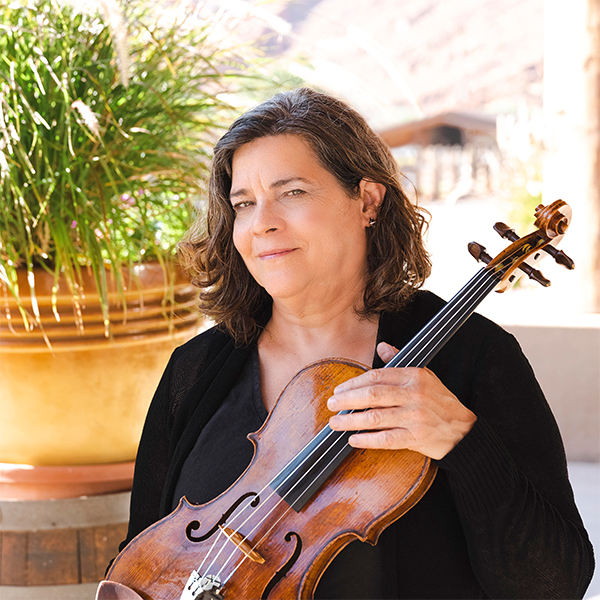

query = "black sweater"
[{"left": 121, "top": 291, "right": 594, "bottom": 599}]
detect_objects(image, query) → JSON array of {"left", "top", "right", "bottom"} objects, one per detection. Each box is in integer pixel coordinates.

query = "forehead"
[{"left": 231, "top": 134, "right": 326, "bottom": 183}]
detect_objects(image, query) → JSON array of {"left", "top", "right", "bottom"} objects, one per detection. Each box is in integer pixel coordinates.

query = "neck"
[
  {"left": 262, "top": 296, "right": 379, "bottom": 367},
  {"left": 257, "top": 288, "right": 379, "bottom": 412}
]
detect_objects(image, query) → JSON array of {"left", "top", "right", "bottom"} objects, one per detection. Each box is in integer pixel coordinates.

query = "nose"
[{"left": 251, "top": 199, "right": 282, "bottom": 235}]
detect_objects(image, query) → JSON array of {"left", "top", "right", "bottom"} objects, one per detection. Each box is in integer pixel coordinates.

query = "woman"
[{"left": 119, "top": 88, "right": 594, "bottom": 598}]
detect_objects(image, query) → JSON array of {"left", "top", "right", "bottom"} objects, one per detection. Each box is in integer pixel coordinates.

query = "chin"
[
  {"left": 262, "top": 287, "right": 301, "bottom": 301},
  {"left": 259, "top": 280, "right": 307, "bottom": 302},
  {"left": 252, "top": 271, "right": 303, "bottom": 297}
]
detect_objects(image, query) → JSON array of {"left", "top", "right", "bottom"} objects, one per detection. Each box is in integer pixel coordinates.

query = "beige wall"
[
  {"left": 543, "top": 0, "right": 600, "bottom": 312},
  {"left": 503, "top": 322, "right": 600, "bottom": 462}
]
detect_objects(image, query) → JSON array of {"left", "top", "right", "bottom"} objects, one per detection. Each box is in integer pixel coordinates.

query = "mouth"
[{"left": 257, "top": 248, "right": 297, "bottom": 260}]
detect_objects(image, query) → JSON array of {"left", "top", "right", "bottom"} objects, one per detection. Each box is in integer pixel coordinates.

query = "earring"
[{"left": 369, "top": 217, "right": 376, "bottom": 227}]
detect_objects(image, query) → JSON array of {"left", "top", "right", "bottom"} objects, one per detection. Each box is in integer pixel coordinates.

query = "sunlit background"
[
  {"left": 0, "top": 1, "right": 598, "bottom": 597},
  {"left": 201, "top": 0, "right": 593, "bottom": 324}
]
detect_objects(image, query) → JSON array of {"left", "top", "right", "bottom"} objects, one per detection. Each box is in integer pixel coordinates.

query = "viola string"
[
  {"left": 388, "top": 268, "right": 489, "bottom": 367},
  {"left": 198, "top": 412, "right": 360, "bottom": 584},
  {"left": 190, "top": 258, "right": 513, "bottom": 590},
  {"left": 390, "top": 277, "right": 495, "bottom": 369},
  {"left": 386, "top": 235, "right": 535, "bottom": 370},
  {"left": 218, "top": 431, "right": 357, "bottom": 586},
  {"left": 416, "top": 268, "right": 499, "bottom": 361},
  {"left": 203, "top": 428, "right": 352, "bottom": 584},
  {"left": 193, "top": 526, "right": 231, "bottom": 582},
  {"left": 385, "top": 267, "right": 497, "bottom": 369},
  {"left": 194, "top": 421, "right": 347, "bottom": 575},
  {"left": 193, "top": 442, "right": 326, "bottom": 577},
  {"left": 412, "top": 276, "right": 499, "bottom": 368},
  {"left": 387, "top": 268, "right": 499, "bottom": 370},
  {"left": 194, "top": 492, "right": 276, "bottom": 580},
  {"left": 193, "top": 265, "right": 496, "bottom": 587}
]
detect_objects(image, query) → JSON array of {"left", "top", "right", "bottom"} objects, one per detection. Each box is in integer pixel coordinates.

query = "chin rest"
[{"left": 96, "top": 580, "right": 144, "bottom": 600}]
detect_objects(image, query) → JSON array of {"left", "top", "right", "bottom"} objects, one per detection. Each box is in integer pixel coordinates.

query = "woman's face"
[{"left": 229, "top": 134, "right": 380, "bottom": 305}]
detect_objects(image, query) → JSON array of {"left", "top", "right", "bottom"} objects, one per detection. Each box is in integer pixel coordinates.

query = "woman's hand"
[{"left": 327, "top": 342, "right": 477, "bottom": 460}]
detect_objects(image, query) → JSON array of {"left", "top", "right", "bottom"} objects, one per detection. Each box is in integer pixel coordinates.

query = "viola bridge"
[{"left": 218, "top": 525, "right": 265, "bottom": 563}]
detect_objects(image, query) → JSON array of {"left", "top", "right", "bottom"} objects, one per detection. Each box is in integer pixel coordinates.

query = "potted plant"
[{"left": 0, "top": 0, "right": 245, "bottom": 497}]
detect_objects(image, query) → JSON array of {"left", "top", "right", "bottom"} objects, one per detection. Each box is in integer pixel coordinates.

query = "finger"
[
  {"left": 329, "top": 405, "right": 408, "bottom": 432},
  {"left": 377, "top": 341, "right": 399, "bottom": 364},
  {"left": 333, "top": 365, "right": 417, "bottom": 395},
  {"left": 347, "top": 428, "right": 414, "bottom": 450},
  {"left": 327, "top": 384, "right": 409, "bottom": 411}
]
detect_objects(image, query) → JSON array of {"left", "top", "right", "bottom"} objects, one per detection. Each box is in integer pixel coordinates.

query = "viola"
[{"left": 97, "top": 200, "right": 573, "bottom": 600}]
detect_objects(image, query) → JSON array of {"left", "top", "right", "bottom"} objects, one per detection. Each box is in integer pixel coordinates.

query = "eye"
[
  {"left": 232, "top": 200, "right": 254, "bottom": 211},
  {"left": 285, "top": 189, "right": 305, "bottom": 197}
]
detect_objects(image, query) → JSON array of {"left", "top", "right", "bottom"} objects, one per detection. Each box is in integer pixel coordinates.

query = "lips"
[{"left": 257, "top": 248, "right": 297, "bottom": 259}]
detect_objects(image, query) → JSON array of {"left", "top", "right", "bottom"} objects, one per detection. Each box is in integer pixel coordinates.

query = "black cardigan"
[{"left": 121, "top": 291, "right": 594, "bottom": 599}]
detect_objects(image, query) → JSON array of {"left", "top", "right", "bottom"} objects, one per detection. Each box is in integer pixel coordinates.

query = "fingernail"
[
  {"left": 348, "top": 434, "right": 359, "bottom": 447},
  {"left": 329, "top": 416, "right": 339, "bottom": 429},
  {"left": 327, "top": 396, "right": 337, "bottom": 410}
]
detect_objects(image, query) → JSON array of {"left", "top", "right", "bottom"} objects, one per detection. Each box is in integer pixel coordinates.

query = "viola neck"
[
  {"left": 384, "top": 266, "right": 501, "bottom": 370},
  {"left": 269, "top": 265, "right": 502, "bottom": 513}
]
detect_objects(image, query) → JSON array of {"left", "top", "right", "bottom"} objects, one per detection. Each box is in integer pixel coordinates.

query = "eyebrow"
[{"left": 229, "top": 177, "right": 312, "bottom": 201}]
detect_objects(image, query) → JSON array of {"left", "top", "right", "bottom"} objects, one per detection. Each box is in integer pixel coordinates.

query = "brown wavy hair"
[{"left": 178, "top": 87, "right": 431, "bottom": 345}]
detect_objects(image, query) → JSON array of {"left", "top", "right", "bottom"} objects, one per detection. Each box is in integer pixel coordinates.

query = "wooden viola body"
[{"left": 104, "top": 359, "right": 436, "bottom": 600}]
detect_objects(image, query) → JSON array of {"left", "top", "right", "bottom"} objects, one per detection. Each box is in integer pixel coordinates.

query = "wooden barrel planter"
[
  {"left": 0, "top": 492, "right": 129, "bottom": 598},
  {"left": 0, "top": 263, "right": 201, "bottom": 498}
]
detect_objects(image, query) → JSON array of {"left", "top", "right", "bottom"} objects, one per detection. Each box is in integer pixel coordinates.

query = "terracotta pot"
[
  {"left": 0, "top": 461, "right": 135, "bottom": 500},
  {"left": 0, "top": 263, "right": 201, "bottom": 467}
]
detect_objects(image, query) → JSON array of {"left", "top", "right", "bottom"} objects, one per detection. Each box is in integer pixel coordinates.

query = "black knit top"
[{"left": 120, "top": 291, "right": 594, "bottom": 599}]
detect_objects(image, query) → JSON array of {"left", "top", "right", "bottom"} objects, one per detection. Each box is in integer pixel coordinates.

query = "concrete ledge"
[
  {"left": 0, "top": 582, "right": 98, "bottom": 599},
  {"left": 503, "top": 321, "right": 600, "bottom": 462},
  {"left": 0, "top": 491, "right": 130, "bottom": 531}
]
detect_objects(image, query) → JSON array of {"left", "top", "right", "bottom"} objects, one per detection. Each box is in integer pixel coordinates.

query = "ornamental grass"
[{"left": 0, "top": 0, "right": 249, "bottom": 334}]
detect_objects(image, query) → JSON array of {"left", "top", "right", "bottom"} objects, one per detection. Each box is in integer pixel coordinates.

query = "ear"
[{"left": 358, "top": 179, "right": 385, "bottom": 226}]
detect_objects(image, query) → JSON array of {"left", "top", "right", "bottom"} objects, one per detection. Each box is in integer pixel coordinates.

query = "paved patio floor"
[{"left": 569, "top": 462, "right": 600, "bottom": 599}]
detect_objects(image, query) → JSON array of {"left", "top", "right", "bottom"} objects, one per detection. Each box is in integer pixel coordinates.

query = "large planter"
[{"left": 0, "top": 264, "right": 200, "bottom": 485}]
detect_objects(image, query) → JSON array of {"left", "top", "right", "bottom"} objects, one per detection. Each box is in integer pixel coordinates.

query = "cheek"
[{"left": 232, "top": 221, "right": 248, "bottom": 258}]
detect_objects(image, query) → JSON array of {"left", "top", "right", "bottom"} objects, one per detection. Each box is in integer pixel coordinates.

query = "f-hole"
[
  {"left": 261, "top": 532, "right": 302, "bottom": 599},
  {"left": 186, "top": 492, "right": 260, "bottom": 542}
]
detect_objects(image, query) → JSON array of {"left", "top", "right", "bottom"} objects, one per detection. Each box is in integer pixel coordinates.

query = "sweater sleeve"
[{"left": 437, "top": 331, "right": 595, "bottom": 599}]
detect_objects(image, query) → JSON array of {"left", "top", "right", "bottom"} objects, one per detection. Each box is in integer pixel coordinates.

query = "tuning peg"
[
  {"left": 541, "top": 246, "right": 575, "bottom": 270},
  {"left": 468, "top": 242, "right": 492, "bottom": 264},
  {"left": 495, "top": 221, "right": 574, "bottom": 270},
  {"left": 518, "top": 263, "right": 551, "bottom": 287},
  {"left": 470, "top": 241, "right": 550, "bottom": 286},
  {"left": 494, "top": 222, "right": 519, "bottom": 242}
]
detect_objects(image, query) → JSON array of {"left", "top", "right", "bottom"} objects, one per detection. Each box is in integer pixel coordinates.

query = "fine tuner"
[{"left": 468, "top": 200, "right": 575, "bottom": 292}]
